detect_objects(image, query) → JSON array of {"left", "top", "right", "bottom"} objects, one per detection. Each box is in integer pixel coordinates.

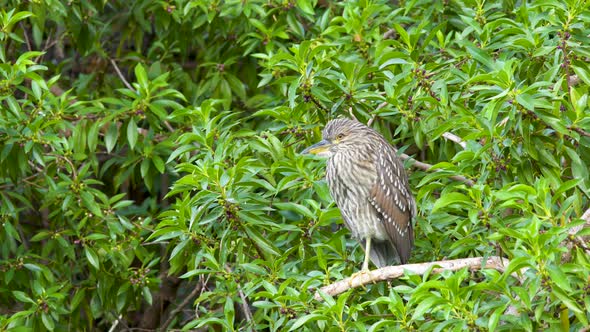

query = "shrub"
[{"left": 0, "top": 0, "right": 589, "bottom": 330}]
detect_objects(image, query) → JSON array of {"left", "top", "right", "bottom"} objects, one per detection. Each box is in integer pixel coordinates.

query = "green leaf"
[
  {"left": 465, "top": 43, "right": 494, "bottom": 69},
  {"left": 289, "top": 313, "right": 326, "bottom": 331},
  {"left": 552, "top": 287, "right": 587, "bottom": 325},
  {"left": 572, "top": 65, "right": 590, "bottom": 86},
  {"left": 432, "top": 192, "right": 471, "bottom": 212},
  {"left": 244, "top": 226, "right": 280, "bottom": 257},
  {"left": 296, "top": 0, "right": 315, "bottom": 15},
  {"left": 140, "top": 158, "right": 150, "bottom": 178},
  {"left": 547, "top": 265, "right": 572, "bottom": 292},
  {"left": 152, "top": 155, "right": 165, "bottom": 173},
  {"left": 71, "top": 288, "right": 86, "bottom": 310},
  {"left": 127, "top": 118, "right": 138, "bottom": 150},
  {"left": 3, "top": 221, "right": 21, "bottom": 242},
  {"left": 273, "top": 202, "right": 315, "bottom": 219},
  {"left": 516, "top": 93, "right": 535, "bottom": 111},
  {"left": 41, "top": 313, "right": 55, "bottom": 331},
  {"left": 84, "top": 247, "right": 100, "bottom": 270},
  {"left": 87, "top": 121, "right": 99, "bottom": 152},
  {"left": 134, "top": 63, "right": 148, "bottom": 91},
  {"left": 81, "top": 191, "right": 103, "bottom": 217},
  {"left": 142, "top": 286, "right": 152, "bottom": 305},
  {"left": 12, "top": 291, "right": 34, "bottom": 304},
  {"left": 105, "top": 122, "right": 119, "bottom": 153}
]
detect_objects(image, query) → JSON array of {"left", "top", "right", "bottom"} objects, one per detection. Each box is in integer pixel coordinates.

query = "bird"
[{"left": 302, "top": 118, "right": 416, "bottom": 271}]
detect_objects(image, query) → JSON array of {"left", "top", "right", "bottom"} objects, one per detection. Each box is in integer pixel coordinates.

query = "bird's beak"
[{"left": 302, "top": 139, "right": 332, "bottom": 155}]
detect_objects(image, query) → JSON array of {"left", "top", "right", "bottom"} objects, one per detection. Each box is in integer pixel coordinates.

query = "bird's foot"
[{"left": 347, "top": 269, "right": 372, "bottom": 288}]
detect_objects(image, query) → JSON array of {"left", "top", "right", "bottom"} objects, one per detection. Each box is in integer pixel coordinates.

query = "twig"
[
  {"left": 347, "top": 107, "right": 357, "bottom": 121},
  {"left": 193, "top": 275, "right": 211, "bottom": 319},
  {"left": 108, "top": 314, "right": 123, "bottom": 332},
  {"left": 109, "top": 58, "right": 135, "bottom": 91},
  {"left": 309, "top": 95, "right": 328, "bottom": 113},
  {"left": 314, "top": 256, "right": 509, "bottom": 300},
  {"left": 364, "top": 115, "right": 473, "bottom": 185},
  {"left": 163, "top": 120, "right": 174, "bottom": 132},
  {"left": 366, "top": 101, "right": 388, "bottom": 127},
  {"left": 442, "top": 132, "right": 467, "bottom": 149},
  {"left": 20, "top": 22, "right": 32, "bottom": 52},
  {"left": 160, "top": 279, "right": 204, "bottom": 331},
  {"left": 400, "top": 153, "right": 475, "bottom": 186},
  {"left": 571, "top": 126, "right": 590, "bottom": 138},
  {"left": 565, "top": 208, "right": 590, "bottom": 256},
  {"left": 569, "top": 208, "right": 590, "bottom": 236},
  {"left": 225, "top": 265, "right": 254, "bottom": 331},
  {"left": 383, "top": 28, "right": 397, "bottom": 39}
]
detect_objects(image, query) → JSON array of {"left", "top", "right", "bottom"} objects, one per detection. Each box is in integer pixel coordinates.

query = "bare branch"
[
  {"left": 367, "top": 101, "right": 388, "bottom": 127},
  {"left": 314, "top": 256, "right": 509, "bottom": 300},
  {"left": 108, "top": 314, "right": 123, "bottom": 332},
  {"left": 160, "top": 281, "right": 203, "bottom": 330},
  {"left": 442, "top": 132, "right": 467, "bottom": 149},
  {"left": 225, "top": 265, "right": 254, "bottom": 332},
  {"left": 110, "top": 58, "right": 135, "bottom": 91},
  {"left": 400, "top": 153, "right": 475, "bottom": 186},
  {"left": 383, "top": 28, "right": 397, "bottom": 39},
  {"left": 571, "top": 126, "right": 590, "bottom": 138},
  {"left": 564, "top": 208, "right": 590, "bottom": 258},
  {"left": 348, "top": 107, "right": 357, "bottom": 121},
  {"left": 20, "top": 22, "right": 32, "bottom": 52}
]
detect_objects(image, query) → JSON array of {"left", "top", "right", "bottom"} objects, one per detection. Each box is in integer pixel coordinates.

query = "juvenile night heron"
[{"left": 303, "top": 118, "right": 416, "bottom": 270}]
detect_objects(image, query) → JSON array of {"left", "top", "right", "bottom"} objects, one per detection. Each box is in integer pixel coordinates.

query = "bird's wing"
[{"left": 369, "top": 144, "right": 415, "bottom": 264}]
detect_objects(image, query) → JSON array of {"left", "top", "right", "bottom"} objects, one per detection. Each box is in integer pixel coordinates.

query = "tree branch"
[
  {"left": 110, "top": 58, "right": 134, "bottom": 91},
  {"left": 564, "top": 207, "right": 590, "bottom": 257},
  {"left": 314, "top": 256, "right": 508, "bottom": 300},
  {"left": 442, "top": 132, "right": 467, "bottom": 148},
  {"left": 160, "top": 278, "right": 204, "bottom": 330},
  {"left": 225, "top": 265, "right": 254, "bottom": 332},
  {"left": 400, "top": 153, "right": 475, "bottom": 186}
]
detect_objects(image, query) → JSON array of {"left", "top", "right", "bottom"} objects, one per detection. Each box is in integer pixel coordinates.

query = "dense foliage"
[{"left": 1, "top": 0, "right": 589, "bottom": 330}]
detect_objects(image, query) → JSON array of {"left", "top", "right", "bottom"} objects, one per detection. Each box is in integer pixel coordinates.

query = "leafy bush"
[{"left": 0, "top": 0, "right": 589, "bottom": 331}]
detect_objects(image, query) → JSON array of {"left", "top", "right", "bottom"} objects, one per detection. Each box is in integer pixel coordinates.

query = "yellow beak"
[{"left": 301, "top": 139, "right": 332, "bottom": 155}]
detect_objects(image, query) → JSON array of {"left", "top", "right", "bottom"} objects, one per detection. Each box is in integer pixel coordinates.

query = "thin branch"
[
  {"left": 108, "top": 314, "right": 123, "bottom": 332},
  {"left": 569, "top": 208, "right": 590, "bottom": 236},
  {"left": 347, "top": 107, "right": 357, "bottom": 121},
  {"left": 110, "top": 58, "right": 135, "bottom": 91},
  {"left": 571, "top": 126, "right": 590, "bottom": 138},
  {"left": 363, "top": 109, "right": 471, "bottom": 184},
  {"left": 20, "top": 22, "right": 32, "bottom": 52},
  {"left": 160, "top": 280, "right": 203, "bottom": 331},
  {"left": 193, "top": 274, "right": 211, "bottom": 320},
  {"left": 366, "top": 101, "right": 388, "bottom": 127},
  {"left": 314, "top": 256, "right": 509, "bottom": 300},
  {"left": 400, "top": 153, "right": 475, "bottom": 186},
  {"left": 442, "top": 132, "right": 467, "bottom": 149},
  {"left": 225, "top": 265, "right": 254, "bottom": 332},
  {"left": 383, "top": 28, "right": 397, "bottom": 39},
  {"left": 163, "top": 120, "right": 175, "bottom": 132},
  {"left": 565, "top": 208, "right": 590, "bottom": 256},
  {"left": 309, "top": 94, "right": 328, "bottom": 113}
]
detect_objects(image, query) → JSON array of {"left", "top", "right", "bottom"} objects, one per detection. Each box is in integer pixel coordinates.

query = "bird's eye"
[{"left": 336, "top": 133, "right": 345, "bottom": 140}]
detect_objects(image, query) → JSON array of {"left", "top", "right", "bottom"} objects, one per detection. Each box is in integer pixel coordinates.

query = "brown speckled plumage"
[{"left": 305, "top": 118, "right": 416, "bottom": 268}]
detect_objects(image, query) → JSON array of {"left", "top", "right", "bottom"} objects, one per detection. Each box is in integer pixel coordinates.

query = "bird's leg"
[
  {"left": 361, "top": 237, "right": 371, "bottom": 272},
  {"left": 348, "top": 237, "right": 372, "bottom": 287}
]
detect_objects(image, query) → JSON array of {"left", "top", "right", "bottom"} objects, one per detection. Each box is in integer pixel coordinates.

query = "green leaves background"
[{"left": 0, "top": 0, "right": 589, "bottom": 330}]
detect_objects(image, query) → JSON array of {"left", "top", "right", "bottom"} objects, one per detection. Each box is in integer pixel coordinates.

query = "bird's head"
[{"left": 302, "top": 118, "right": 370, "bottom": 157}]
